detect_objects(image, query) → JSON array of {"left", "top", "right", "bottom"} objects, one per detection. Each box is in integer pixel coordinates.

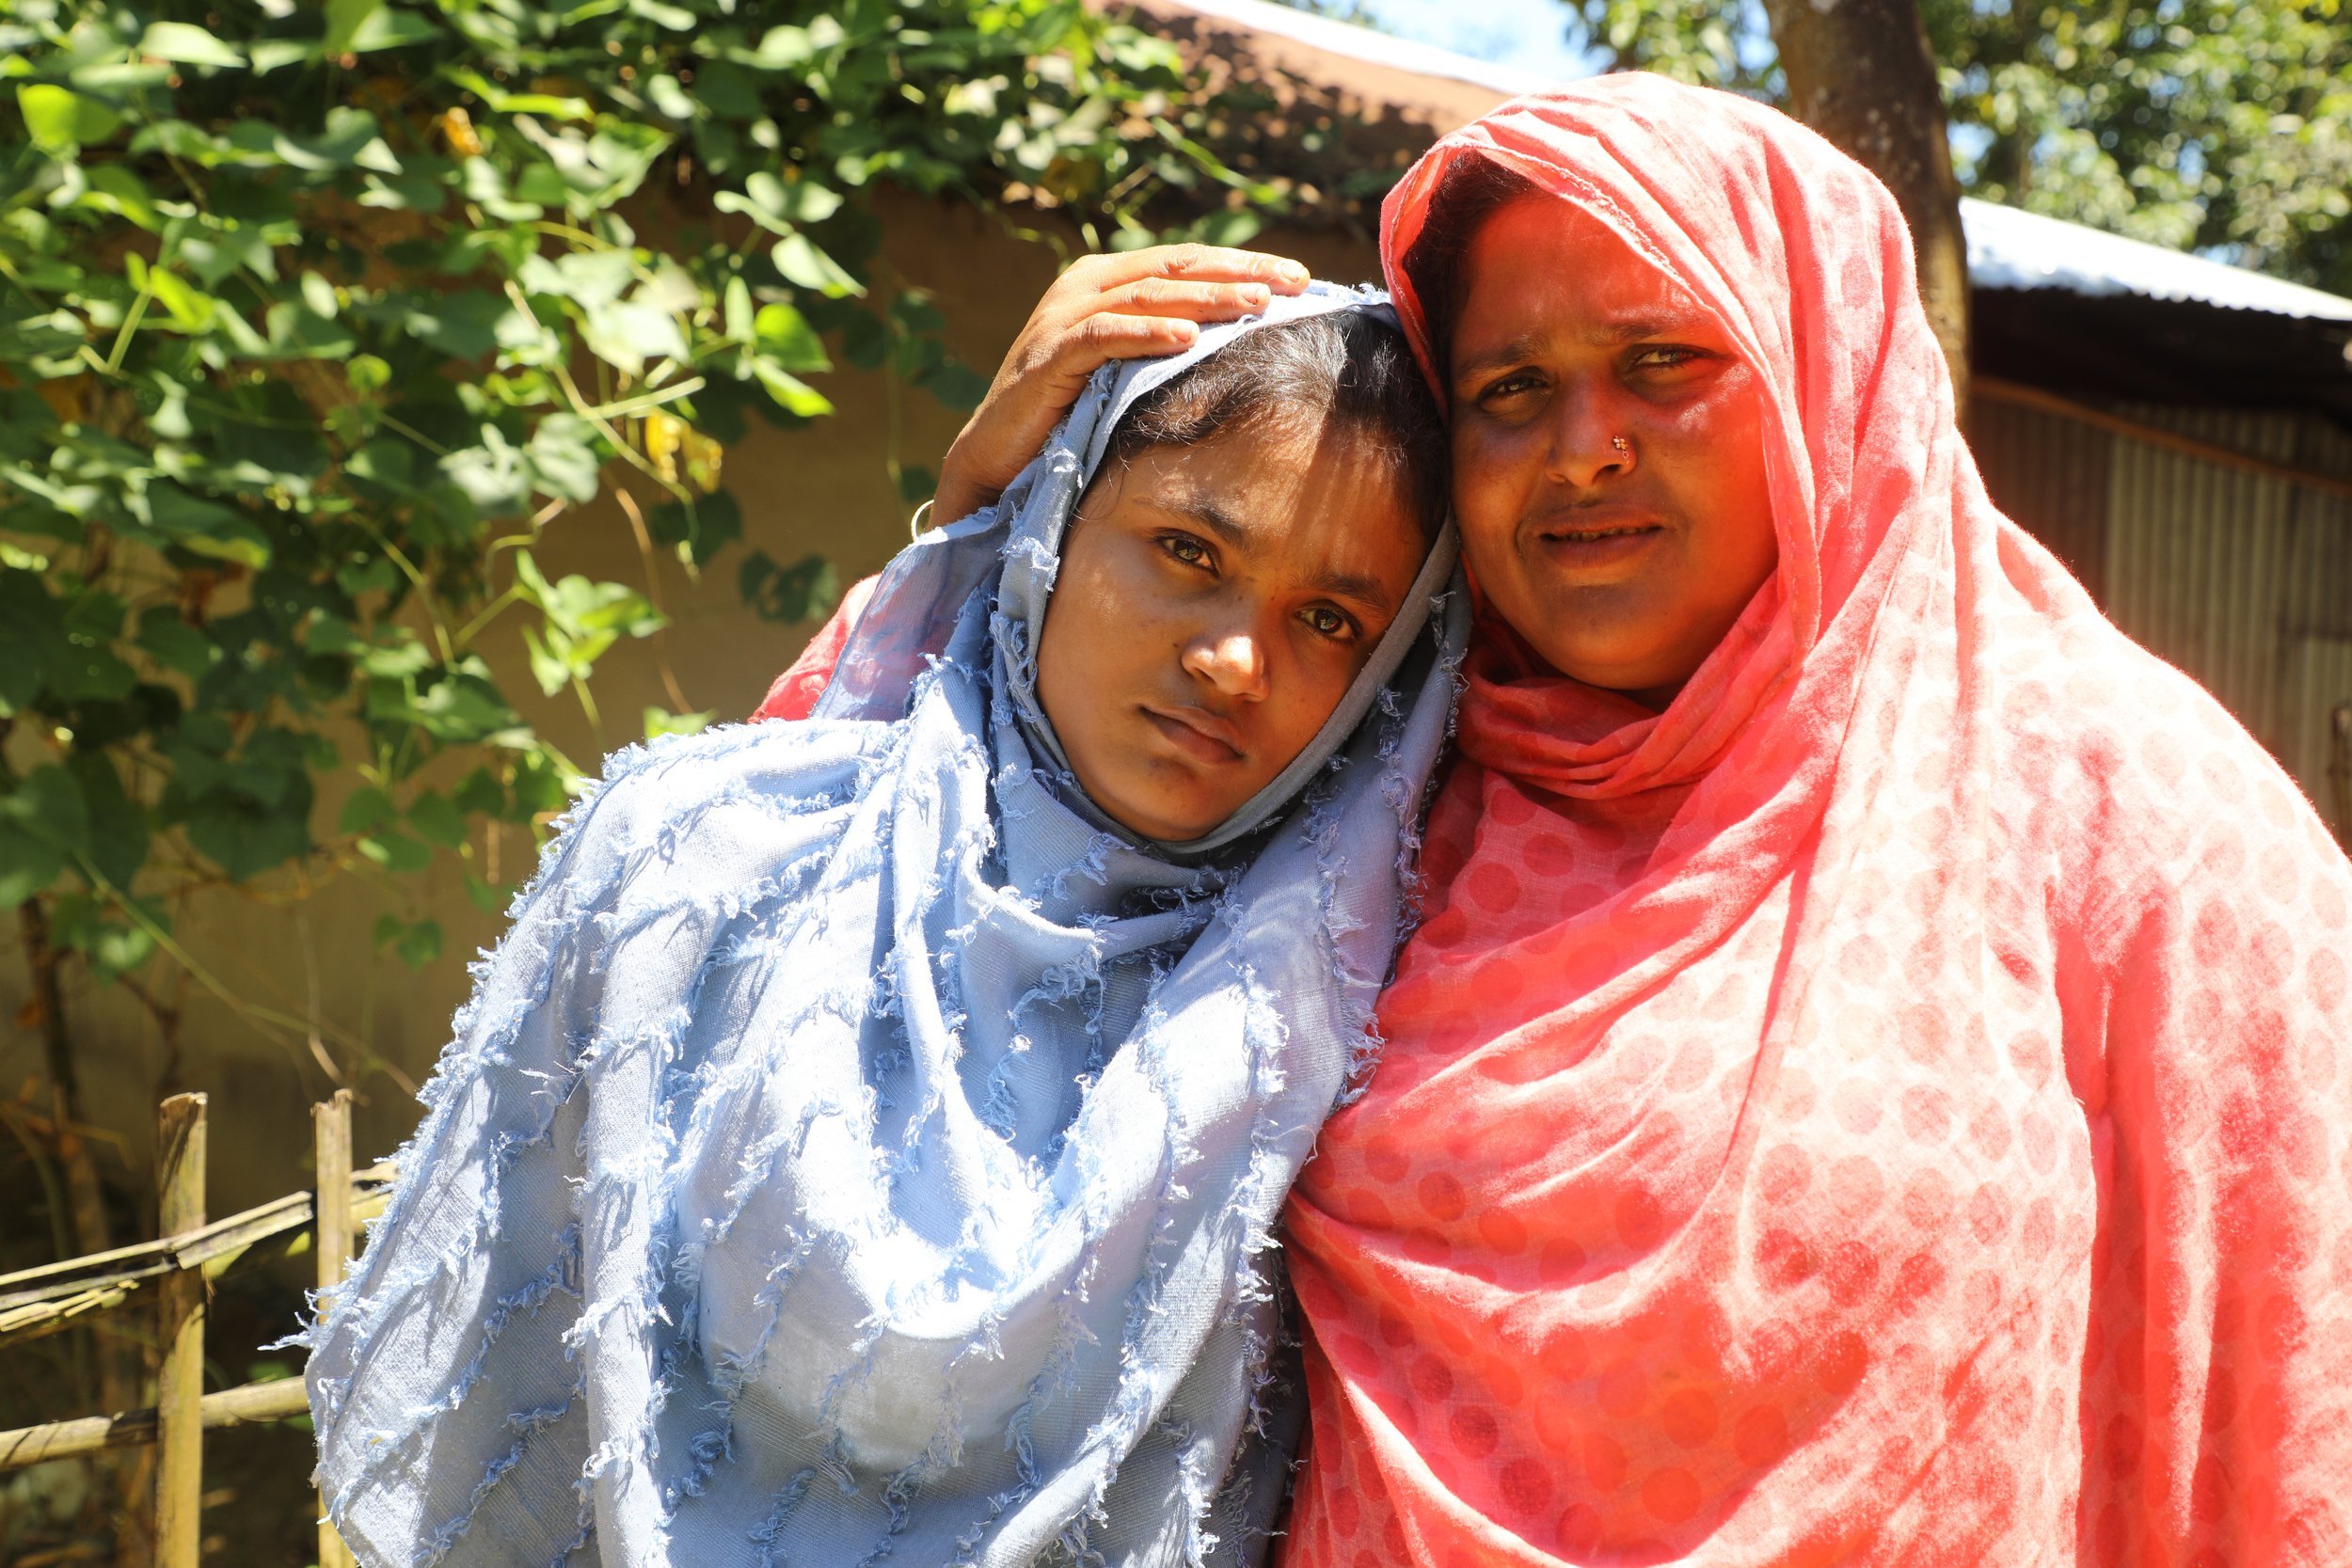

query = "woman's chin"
[
  {"left": 1075, "top": 752, "right": 1260, "bottom": 844},
  {"left": 1520, "top": 636, "right": 1688, "bottom": 697},
  {"left": 1089, "top": 788, "right": 1227, "bottom": 845},
  {"left": 1109, "top": 816, "right": 1222, "bottom": 844}
]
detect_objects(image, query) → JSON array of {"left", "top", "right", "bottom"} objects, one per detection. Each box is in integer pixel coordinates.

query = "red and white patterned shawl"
[{"left": 1275, "top": 73, "right": 2352, "bottom": 1568}]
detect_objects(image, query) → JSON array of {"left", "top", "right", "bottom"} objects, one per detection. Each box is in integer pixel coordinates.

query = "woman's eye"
[
  {"left": 1630, "top": 345, "right": 1703, "bottom": 372},
  {"left": 1303, "top": 606, "right": 1355, "bottom": 639},
  {"left": 1479, "top": 371, "right": 1541, "bottom": 403},
  {"left": 1161, "top": 535, "right": 1211, "bottom": 567}
]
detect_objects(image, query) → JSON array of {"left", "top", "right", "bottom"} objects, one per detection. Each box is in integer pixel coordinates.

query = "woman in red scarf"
[{"left": 768, "top": 77, "right": 2352, "bottom": 1565}]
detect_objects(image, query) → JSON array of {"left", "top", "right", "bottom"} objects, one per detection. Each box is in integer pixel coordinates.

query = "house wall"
[
  {"left": 1969, "top": 396, "right": 2352, "bottom": 835},
  {"left": 1964, "top": 396, "right": 2113, "bottom": 596}
]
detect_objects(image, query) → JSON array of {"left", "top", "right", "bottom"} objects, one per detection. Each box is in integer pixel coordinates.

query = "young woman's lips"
[{"left": 1141, "top": 705, "right": 1247, "bottom": 766}]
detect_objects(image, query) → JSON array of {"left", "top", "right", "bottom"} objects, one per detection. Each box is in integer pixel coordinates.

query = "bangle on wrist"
[{"left": 908, "top": 498, "right": 935, "bottom": 540}]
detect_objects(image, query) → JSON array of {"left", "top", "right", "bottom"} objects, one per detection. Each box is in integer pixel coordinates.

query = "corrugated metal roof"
[{"left": 1962, "top": 198, "right": 2352, "bottom": 322}]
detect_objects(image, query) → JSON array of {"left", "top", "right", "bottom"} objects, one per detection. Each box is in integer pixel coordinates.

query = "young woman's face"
[
  {"left": 1036, "top": 421, "right": 1426, "bottom": 842},
  {"left": 1447, "top": 195, "right": 1779, "bottom": 705}
]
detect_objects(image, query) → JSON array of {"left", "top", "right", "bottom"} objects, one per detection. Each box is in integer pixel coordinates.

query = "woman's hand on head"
[{"left": 933, "top": 245, "right": 1311, "bottom": 524}]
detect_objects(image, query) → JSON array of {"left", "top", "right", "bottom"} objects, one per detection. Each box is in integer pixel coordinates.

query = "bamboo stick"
[
  {"left": 0, "top": 1095, "right": 402, "bottom": 1544},
  {"left": 0, "top": 1161, "right": 397, "bottom": 1324},
  {"left": 0, "top": 1281, "right": 133, "bottom": 1349},
  {"left": 152, "top": 1094, "right": 206, "bottom": 1568},
  {"left": 313, "top": 1091, "right": 355, "bottom": 1309},
  {"left": 313, "top": 1090, "right": 358, "bottom": 1568},
  {"left": 0, "top": 1375, "right": 309, "bottom": 1470}
]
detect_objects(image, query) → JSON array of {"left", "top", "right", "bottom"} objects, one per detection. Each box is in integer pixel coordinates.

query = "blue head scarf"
[{"left": 305, "top": 285, "right": 1468, "bottom": 1568}]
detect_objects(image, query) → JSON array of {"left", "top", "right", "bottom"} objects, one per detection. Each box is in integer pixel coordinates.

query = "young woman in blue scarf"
[{"left": 303, "top": 288, "right": 1465, "bottom": 1568}]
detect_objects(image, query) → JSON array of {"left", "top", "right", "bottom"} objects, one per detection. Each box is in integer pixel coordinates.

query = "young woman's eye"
[
  {"left": 1159, "top": 533, "right": 1212, "bottom": 568},
  {"left": 1302, "top": 606, "right": 1357, "bottom": 640}
]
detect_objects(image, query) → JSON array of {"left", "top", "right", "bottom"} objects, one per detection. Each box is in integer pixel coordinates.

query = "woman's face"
[
  {"left": 1036, "top": 421, "right": 1425, "bottom": 842},
  {"left": 1446, "top": 195, "right": 1779, "bottom": 705}
]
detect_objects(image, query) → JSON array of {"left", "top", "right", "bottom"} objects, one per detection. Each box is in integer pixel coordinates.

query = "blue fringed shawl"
[{"left": 304, "top": 288, "right": 1467, "bottom": 1568}]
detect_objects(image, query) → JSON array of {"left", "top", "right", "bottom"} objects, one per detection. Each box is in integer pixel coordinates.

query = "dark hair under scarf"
[{"left": 1099, "top": 308, "right": 1449, "bottom": 540}]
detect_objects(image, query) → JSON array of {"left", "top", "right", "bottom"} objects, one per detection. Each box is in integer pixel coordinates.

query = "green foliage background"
[
  {"left": 0, "top": 0, "right": 1282, "bottom": 1081},
  {"left": 1559, "top": 0, "right": 2351, "bottom": 294}
]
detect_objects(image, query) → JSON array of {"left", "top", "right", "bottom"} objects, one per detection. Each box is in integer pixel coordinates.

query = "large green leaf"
[
  {"left": 137, "top": 23, "right": 245, "bottom": 70},
  {"left": 341, "top": 5, "right": 443, "bottom": 53},
  {"left": 753, "top": 303, "right": 830, "bottom": 372},
  {"left": 135, "top": 607, "right": 220, "bottom": 679},
  {"left": 167, "top": 725, "right": 317, "bottom": 878},
  {"left": 35, "top": 581, "right": 140, "bottom": 702},
  {"left": 70, "top": 751, "right": 150, "bottom": 889},
  {"left": 143, "top": 484, "right": 274, "bottom": 568},
  {"left": 19, "top": 85, "right": 121, "bottom": 152},
  {"left": 582, "top": 300, "right": 689, "bottom": 378},
  {"left": 770, "top": 234, "right": 866, "bottom": 299},
  {"left": 647, "top": 490, "right": 743, "bottom": 565},
  {"left": 0, "top": 309, "right": 88, "bottom": 361},
  {"left": 0, "top": 573, "right": 67, "bottom": 711},
  {"left": 405, "top": 789, "right": 469, "bottom": 848},
  {"left": 49, "top": 891, "right": 160, "bottom": 978},
  {"left": 5, "top": 767, "right": 92, "bottom": 861},
  {"left": 0, "top": 825, "right": 66, "bottom": 907},
  {"left": 186, "top": 795, "right": 311, "bottom": 880},
  {"left": 754, "top": 363, "right": 834, "bottom": 419},
  {"left": 738, "top": 550, "right": 839, "bottom": 625}
]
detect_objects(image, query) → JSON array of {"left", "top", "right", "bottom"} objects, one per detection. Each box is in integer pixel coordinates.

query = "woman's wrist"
[
  {"left": 935, "top": 424, "right": 1009, "bottom": 525},
  {"left": 932, "top": 473, "right": 984, "bottom": 529}
]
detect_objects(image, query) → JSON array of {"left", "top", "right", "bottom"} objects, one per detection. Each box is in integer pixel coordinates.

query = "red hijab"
[{"left": 1277, "top": 74, "right": 2352, "bottom": 1566}]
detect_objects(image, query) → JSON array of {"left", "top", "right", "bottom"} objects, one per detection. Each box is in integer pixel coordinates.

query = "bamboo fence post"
[
  {"left": 313, "top": 1090, "right": 358, "bottom": 1568},
  {"left": 153, "top": 1093, "right": 207, "bottom": 1568}
]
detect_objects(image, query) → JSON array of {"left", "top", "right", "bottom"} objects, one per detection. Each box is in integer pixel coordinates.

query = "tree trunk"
[
  {"left": 1758, "top": 0, "right": 1970, "bottom": 410},
  {"left": 22, "top": 900, "right": 114, "bottom": 1273},
  {"left": 20, "top": 897, "right": 151, "bottom": 1562}
]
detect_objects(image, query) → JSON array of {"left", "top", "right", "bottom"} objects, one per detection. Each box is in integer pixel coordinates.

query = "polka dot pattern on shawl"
[{"left": 1276, "top": 75, "right": 2352, "bottom": 1568}]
